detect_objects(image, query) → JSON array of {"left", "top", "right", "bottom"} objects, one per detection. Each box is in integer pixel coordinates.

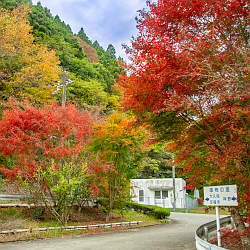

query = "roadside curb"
[
  {"left": 0, "top": 221, "right": 142, "bottom": 235},
  {"left": 0, "top": 219, "right": 174, "bottom": 243}
]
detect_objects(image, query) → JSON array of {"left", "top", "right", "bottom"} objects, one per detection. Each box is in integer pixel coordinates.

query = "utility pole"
[
  {"left": 172, "top": 165, "right": 176, "bottom": 211},
  {"left": 62, "top": 69, "right": 66, "bottom": 108}
]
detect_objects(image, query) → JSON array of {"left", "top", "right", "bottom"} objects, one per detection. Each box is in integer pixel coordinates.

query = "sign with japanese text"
[{"left": 203, "top": 185, "right": 238, "bottom": 206}]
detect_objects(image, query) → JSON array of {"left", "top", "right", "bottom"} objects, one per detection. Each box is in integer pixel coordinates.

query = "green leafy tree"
[
  {"left": 28, "top": 2, "right": 122, "bottom": 96},
  {"left": 138, "top": 142, "right": 173, "bottom": 179},
  {"left": 93, "top": 41, "right": 121, "bottom": 94},
  {"left": 0, "top": 0, "right": 31, "bottom": 10},
  {"left": 89, "top": 112, "right": 149, "bottom": 221},
  {"left": 57, "top": 72, "right": 119, "bottom": 110},
  {"left": 22, "top": 161, "right": 92, "bottom": 225},
  {"left": 66, "top": 79, "right": 109, "bottom": 107},
  {"left": 1, "top": 0, "right": 124, "bottom": 103},
  {"left": 106, "top": 44, "right": 116, "bottom": 60},
  {"left": 29, "top": 2, "right": 85, "bottom": 62}
]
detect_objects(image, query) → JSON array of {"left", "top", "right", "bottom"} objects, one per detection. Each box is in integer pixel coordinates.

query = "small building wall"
[{"left": 130, "top": 178, "right": 187, "bottom": 209}]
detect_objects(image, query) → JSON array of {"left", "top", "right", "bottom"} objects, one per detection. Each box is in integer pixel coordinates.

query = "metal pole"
[
  {"left": 216, "top": 206, "right": 221, "bottom": 247},
  {"left": 204, "top": 226, "right": 208, "bottom": 241},
  {"left": 172, "top": 165, "right": 176, "bottom": 211},
  {"left": 62, "top": 69, "right": 66, "bottom": 108},
  {"left": 185, "top": 194, "right": 188, "bottom": 213}
]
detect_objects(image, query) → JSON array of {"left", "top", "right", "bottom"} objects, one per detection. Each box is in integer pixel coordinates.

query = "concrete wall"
[{"left": 130, "top": 178, "right": 187, "bottom": 208}]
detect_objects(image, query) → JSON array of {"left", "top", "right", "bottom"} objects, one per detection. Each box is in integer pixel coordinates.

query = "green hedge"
[{"left": 126, "top": 202, "right": 170, "bottom": 219}]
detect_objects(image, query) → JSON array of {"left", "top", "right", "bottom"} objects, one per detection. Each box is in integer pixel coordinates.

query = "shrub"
[
  {"left": 21, "top": 161, "right": 92, "bottom": 225},
  {"left": 31, "top": 207, "right": 45, "bottom": 221},
  {"left": 126, "top": 202, "right": 170, "bottom": 219}
]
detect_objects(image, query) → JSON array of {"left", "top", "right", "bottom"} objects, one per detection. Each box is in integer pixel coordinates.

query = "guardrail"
[
  {"left": 0, "top": 193, "right": 27, "bottom": 201},
  {"left": 0, "top": 193, "right": 95, "bottom": 208},
  {"left": 195, "top": 216, "right": 232, "bottom": 250}
]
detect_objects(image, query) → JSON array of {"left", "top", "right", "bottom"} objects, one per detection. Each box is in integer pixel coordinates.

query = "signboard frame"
[
  {"left": 203, "top": 184, "right": 238, "bottom": 247},
  {"left": 203, "top": 184, "right": 238, "bottom": 207}
]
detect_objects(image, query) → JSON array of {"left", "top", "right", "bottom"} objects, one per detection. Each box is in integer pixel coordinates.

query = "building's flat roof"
[{"left": 148, "top": 185, "right": 173, "bottom": 191}]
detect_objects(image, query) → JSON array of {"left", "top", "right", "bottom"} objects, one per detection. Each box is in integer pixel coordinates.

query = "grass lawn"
[{"left": 113, "top": 209, "right": 162, "bottom": 226}]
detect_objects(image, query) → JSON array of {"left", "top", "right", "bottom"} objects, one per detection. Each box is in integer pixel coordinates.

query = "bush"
[
  {"left": 21, "top": 161, "right": 92, "bottom": 226},
  {"left": 0, "top": 207, "right": 18, "bottom": 217},
  {"left": 126, "top": 202, "right": 170, "bottom": 219},
  {"left": 31, "top": 207, "right": 45, "bottom": 221}
]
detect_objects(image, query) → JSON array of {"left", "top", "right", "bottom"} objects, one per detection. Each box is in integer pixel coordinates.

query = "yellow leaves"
[
  {"left": 121, "top": 139, "right": 131, "bottom": 145},
  {"left": 91, "top": 111, "right": 150, "bottom": 163},
  {"left": 13, "top": 46, "right": 61, "bottom": 101},
  {"left": 0, "top": 5, "right": 32, "bottom": 55},
  {"left": 24, "top": 83, "right": 56, "bottom": 103},
  {"left": 0, "top": 5, "right": 61, "bottom": 104}
]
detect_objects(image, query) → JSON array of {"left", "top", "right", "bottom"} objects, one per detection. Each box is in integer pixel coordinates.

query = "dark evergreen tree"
[
  {"left": 77, "top": 28, "right": 92, "bottom": 45},
  {"left": 106, "top": 44, "right": 116, "bottom": 60}
]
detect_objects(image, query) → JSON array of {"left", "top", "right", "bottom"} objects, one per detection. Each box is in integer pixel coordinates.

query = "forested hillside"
[
  {"left": 0, "top": 0, "right": 121, "bottom": 109},
  {"left": 0, "top": 0, "right": 153, "bottom": 222}
]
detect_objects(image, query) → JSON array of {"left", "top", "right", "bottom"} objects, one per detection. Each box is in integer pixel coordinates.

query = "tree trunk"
[
  {"left": 105, "top": 212, "right": 110, "bottom": 222},
  {"left": 230, "top": 207, "right": 250, "bottom": 249}
]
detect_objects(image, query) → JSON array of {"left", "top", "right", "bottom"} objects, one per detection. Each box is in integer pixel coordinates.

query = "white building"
[{"left": 130, "top": 178, "right": 198, "bottom": 209}]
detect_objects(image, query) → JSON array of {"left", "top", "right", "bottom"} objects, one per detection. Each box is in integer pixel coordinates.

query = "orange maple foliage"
[{"left": 89, "top": 112, "right": 149, "bottom": 221}]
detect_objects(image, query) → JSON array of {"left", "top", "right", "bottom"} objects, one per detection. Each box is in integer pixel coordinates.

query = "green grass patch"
[
  {"left": 114, "top": 209, "right": 160, "bottom": 226},
  {"left": 38, "top": 221, "right": 62, "bottom": 228},
  {"left": 37, "top": 228, "right": 84, "bottom": 238},
  {"left": 126, "top": 203, "right": 170, "bottom": 219},
  {"left": 0, "top": 207, "right": 23, "bottom": 219}
]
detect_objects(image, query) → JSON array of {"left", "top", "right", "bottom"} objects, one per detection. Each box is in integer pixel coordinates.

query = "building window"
[
  {"left": 139, "top": 190, "right": 144, "bottom": 202},
  {"left": 155, "top": 191, "right": 161, "bottom": 199},
  {"left": 162, "top": 191, "right": 168, "bottom": 199},
  {"left": 155, "top": 190, "right": 168, "bottom": 199}
]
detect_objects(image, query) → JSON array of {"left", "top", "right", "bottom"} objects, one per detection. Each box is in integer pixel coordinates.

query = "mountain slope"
[{"left": 74, "top": 36, "right": 99, "bottom": 63}]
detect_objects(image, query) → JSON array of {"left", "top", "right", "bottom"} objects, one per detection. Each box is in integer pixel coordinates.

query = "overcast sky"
[{"left": 32, "top": 0, "right": 147, "bottom": 60}]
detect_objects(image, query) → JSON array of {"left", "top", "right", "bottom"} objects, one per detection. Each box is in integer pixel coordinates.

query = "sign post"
[
  {"left": 215, "top": 206, "right": 221, "bottom": 246},
  {"left": 203, "top": 185, "right": 238, "bottom": 247},
  {"left": 172, "top": 165, "right": 176, "bottom": 211}
]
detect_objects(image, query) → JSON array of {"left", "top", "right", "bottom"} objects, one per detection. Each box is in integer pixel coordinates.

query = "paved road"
[{"left": 0, "top": 212, "right": 218, "bottom": 250}]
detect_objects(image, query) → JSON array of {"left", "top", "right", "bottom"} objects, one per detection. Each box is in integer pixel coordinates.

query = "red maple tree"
[
  {"left": 118, "top": 0, "right": 249, "bottom": 246},
  {"left": 0, "top": 100, "right": 93, "bottom": 179}
]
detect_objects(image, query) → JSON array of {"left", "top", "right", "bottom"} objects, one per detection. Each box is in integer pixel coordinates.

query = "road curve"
[{"left": 0, "top": 212, "right": 218, "bottom": 250}]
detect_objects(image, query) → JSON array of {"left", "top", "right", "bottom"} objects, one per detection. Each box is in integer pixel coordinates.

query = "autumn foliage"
[
  {"left": 0, "top": 101, "right": 92, "bottom": 179},
  {"left": 119, "top": 0, "right": 248, "bottom": 113},
  {"left": 118, "top": 0, "right": 249, "bottom": 246},
  {"left": 0, "top": 5, "right": 61, "bottom": 104},
  {"left": 89, "top": 112, "right": 149, "bottom": 220}
]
